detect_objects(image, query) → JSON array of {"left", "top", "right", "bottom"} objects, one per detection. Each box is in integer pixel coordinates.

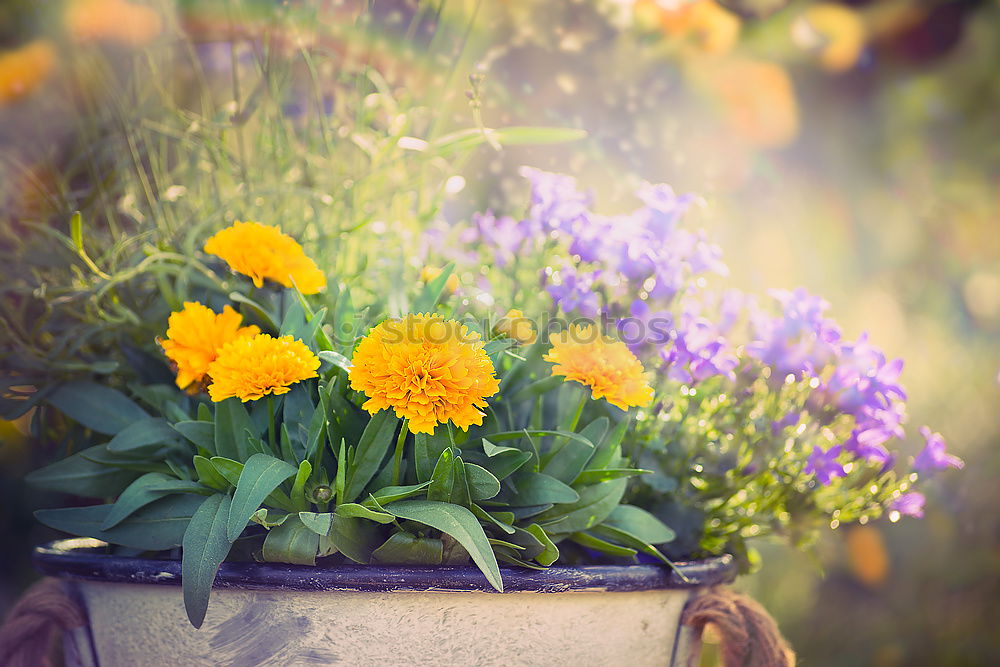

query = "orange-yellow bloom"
[
  {"left": 207, "top": 334, "right": 320, "bottom": 402},
  {"left": 0, "top": 41, "right": 56, "bottom": 107},
  {"left": 792, "top": 3, "right": 867, "bottom": 73},
  {"left": 420, "top": 266, "right": 460, "bottom": 293},
  {"left": 204, "top": 221, "right": 326, "bottom": 294},
  {"left": 348, "top": 313, "right": 500, "bottom": 434},
  {"left": 544, "top": 324, "right": 653, "bottom": 411},
  {"left": 495, "top": 309, "right": 537, "bottom": 345},
  {"left": 160, "top": 302, "right": 260, "bottom": 391},
  {"left": 65, "top": 0, "right": 163, "bottom": 47},
  {"left": 641, "top": 0, "right": 741, "bottom": 56}
]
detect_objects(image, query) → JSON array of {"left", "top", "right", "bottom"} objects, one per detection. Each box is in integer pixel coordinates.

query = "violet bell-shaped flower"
[{"left": 913, "top": 426, "right": 964, "bottom": 471}]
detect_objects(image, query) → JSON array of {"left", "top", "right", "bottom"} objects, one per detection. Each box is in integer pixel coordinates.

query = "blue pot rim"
[{"left": 34, "top": 538, "right": 736, "bottom": 593}]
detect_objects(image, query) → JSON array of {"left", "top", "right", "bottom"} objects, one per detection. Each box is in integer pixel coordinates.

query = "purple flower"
[
  {"left": 636, "top": 182, "right": 698, "bottom": 238},
  {"left": 471, "top": 211, "right": 532, "bottom": 267},
  {"left": 519, "top": 167, "right": 591, "bottom": 233},
  {"left": 747, "top": 288, "right": 842, "bottom": 378},
  {"left": 823, "top": 335, "right": 906, "bottom": 414},
  {"left": 771, "top": 411, "right": 801, "bottom": 436},
  {"left": 913, "top": 426, "right": 963, "bottom": 471},
  {"left": 805, "top": 445, "right": 846, "bottom": 485},
  {"left": 891, "top": 492, "right": 926, "bottom": 518},
  {"left": 545, "top": 266, "right": 600, "bottom": 318},
  {"left": 659, "top": 313, "right": 737, "bottom": 384},
  {"left": 843, "top": 401, "right": 906, "bottom": 465}
]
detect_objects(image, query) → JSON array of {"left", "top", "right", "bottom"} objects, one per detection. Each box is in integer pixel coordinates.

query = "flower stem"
[
  {"left": 267, "top": 395, "right": 277, "bottom": 454},
  {"left": 566, "top": 390, "right": 588, "bottom": 433},
  {"left": 391, "top": 419, "right": 410, "bottom": 486}
]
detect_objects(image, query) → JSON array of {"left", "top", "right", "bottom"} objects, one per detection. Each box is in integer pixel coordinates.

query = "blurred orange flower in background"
[
  {"left": 637, "top": 0, "right": 741, "bottom": 55},
  {"left": 694, "top": 57, "right": 800, "bottom": 149},
  {"left": 0, "top": 40, "right": 57, "bottom": 107},
  {"left": 420, "top": 266, "right": 460, "bottom": 293},
  {"left": 792, "top": 3, "right": 868, "bottom": 73},
  {"left": 65, "top": 0, "right": 164, "bottom": 47},
  {"left": 845, "top": 525, "right": 891, "bottom": 588}
]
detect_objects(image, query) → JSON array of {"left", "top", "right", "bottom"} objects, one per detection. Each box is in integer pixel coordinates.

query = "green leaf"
[
  {"left": 298, "top": 511, "right": 333, "bottom": 535},
  {"left": 329, "top": 514, "right": 381, "bottom": 563},
  {"left": 412, "top": 262, "right": 456, "bottom": 312},
  {"left": 69, "top": 210, "right": 84, "bottom": 250},
  {"left": 209, "top": 457, "right": 243, "bottom": 486},
  {"left": 526, "top": 524, "right": 559, "bottom": 566},
  {"left": 282, "top": 385, "right": 314, "bottom": 460},
  {"left": 427, "top": 448, "right": 457, "bottom": 503},
  {"left": 385, "top": 500, "right": 503, "bottom": 592},
  {"left": 304, "top": 401, "right": 328, "bottom": 462},
  {"left": 35, "top": 494, "right": 203, "bottom": 551},
  {"left": 174, "top": 421, "right": 216, "bottom": 454},
  {"left": 227, "top": 454, "right": 299, "bottom": 541},
  {"left": 414, "top": 428, "right": 451, "bottom": 482},
  {"left": 542, "top": 439, "right": 595, "bottom": 485},
  {"left": 536, "top": 479, "right": 627, "bottom": 534},
  {"left": 48, "top": 382, "right": 149, "bottom": 435},
  {"left": 279, "top": 299, "right": 308, "bottom": 338},
  {"left": 471, "top": 504, "right": 516, "bottom": 535},
  {"left": 485, "top": 429, "right": 596, "bottom": 448},
  {"left": 501, "top": 472, "right": 580, "bottom": 506},
  {"left": 371, "top": 532, "right": 443, "bottom": 565},
  {"left": 193, "top": 455, "right": 228, "bottom": 491},
  {"left": 318, "top": 350, "right": 353, "bottom": 374},
  {"left": 471, "top": 448, "right": 533, "bottom": 481},
  {"left": 429, "top": 126, "right": 587, "bottom": 157},
  {"left": 214, "top": 398, "right": 254, "bottom": 461},
  {"left": 102, "top": 473, "right": 208, "bottom": 530},
  {"left": 570, "top": 531, "right": 638, "bottom": 558},
  {"left": 251, "top": 508, "right": 290, "bottom": 528},
  {"left": 603, "top": 505, "right": 676, "bottom": 545},
  {"left": 574, "top": 468, "right": 652, "bottom": 485},
  {"left": 482, "top": 438, "right": 520, "bottom": 457},
  {"left": 344, "top": 410, "right": 399, "bottom": 502},
  {"left": 335, "top": 503, "right": 394, "bottom": 524},
  {"left": 229, "top": 292, "right": 279, "bottom": 332},
  {"left": 464, "top": 463, "right": 501, "bottom": 501},
  {"left": 587, "top": 416, "right": 629, "bottom": 471},
  {"left": 262, "top": 515, "right": 319, "bottom": 566},
  {"left": 290, "top": 460, "right": 312, "bottom": 511},
  {"left": 364, "top": 482, "right": 431, "bottom": 506},
  {"left": 107, "top": 418, "right": 182, "bottom": 453},
  {"left": 182, "top": 494, "right": 234, "bottom": 628},
  {"left": 26, "top": 445, "right": 141, "bottom": 497}
]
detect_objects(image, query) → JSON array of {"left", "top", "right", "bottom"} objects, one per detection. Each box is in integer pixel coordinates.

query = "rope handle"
[
  {"left": 0, "top": 578, "right": 87, "bottom": 667},
  {"left": 681, "top": 586, "right": 796, "bottom": 667}
]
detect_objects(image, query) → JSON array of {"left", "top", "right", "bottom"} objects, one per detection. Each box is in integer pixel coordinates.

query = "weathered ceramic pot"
[{"left": 34, "top": 538, "right": 735, "bottom": 666}]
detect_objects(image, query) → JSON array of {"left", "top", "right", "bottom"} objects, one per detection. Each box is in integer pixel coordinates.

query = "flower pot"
[{"left": 34, "top": 538, "right": 735, "bottom": 666}]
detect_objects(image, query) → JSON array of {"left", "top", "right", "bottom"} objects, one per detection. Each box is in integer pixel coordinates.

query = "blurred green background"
[{"left": 1, "top": 1, "right": 997, "bottom": 664}]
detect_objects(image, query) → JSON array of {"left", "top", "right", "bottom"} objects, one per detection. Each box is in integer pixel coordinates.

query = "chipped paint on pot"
[{"left": 35, "top": 538, "right": 735, "bottom": 667}]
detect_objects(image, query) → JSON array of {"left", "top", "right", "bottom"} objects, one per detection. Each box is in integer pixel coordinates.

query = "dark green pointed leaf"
[
  {"left": 464, "top": 463, "right": 501, "bottom": 501},
  {"left": 344, "top": 410, "right": 398, "bottom": 502},
  {"left": 385, "top": 500, "right": 502, "bottom": 592},
  {"left": 574, "top": 468, "right": 652, "bottom": 485},
  {"left": 570, "top": 531, "right": 638, "bottom": 558},
  {"left": 262, "top": 515, "right": 319, "bottom": 566},
  {"left": 298, "top": 511, "right": 333, "bottom": 535},
  {"left": 26, "top": 445, "right": 141, "bottom": 497},
  {"left": 318, "top": 350, "right": 353, "bottom": 373},
  {"left": 542, "top": 439, "right": 595, "bottom": 485},
  {"left": 501, "top": 472, "right": 579, "bottom": 506},
  {"left": 363, "top": 482, "right": 431, "bottom": 506},
  {"left": 107, "top": 418, "right": 181, "bottom": 453},
  {"left": 36, "top": 494, "right": 203, "bottom": 551},
  {"left": 251, "top": 508, "right": 290, "bottom": 528},
  {"left": 427, "top": 447, "right": 457, "bottom": 502},
  {"left": 48, "top": 382, "right": 149, "bottom": 435},
  {"left": 102, "top": 473, "right": 208, "bottom": 529},
  {"left": 526, "top": 524, "right": 560, "bottom": 566},
  {"left": 371, "top": 533, "right": 443, "bottom": 565},
  {"left": 227, "top": 453, "right": 299, "bottom": 541},
  {"left": 335, "top": 503, "right": 394, "bottom": 524},
  {"left": 536, "top": 478, "right": 627, "bottom": 533},
  {"left": 603, "top": 505, "right": 676, "bottom": 545},
  {"left": 193, "top": 455, "right": 229, "bottom": 490},
  {"left": 214, "top": 398, "right": 254, "bottom": 461},
  {"left": 471, "top": 504, "right": 516, "bottom": 535},
  {"left": 182, "top": 494, "right": 233, "bottom": 628},
  {"left": 414, "top": 428, "right": 451, "bottom": 482},
  {"left": 329, "top": 513, "right": 381, "bottom": 563},
  {"left": 174, "top": 421, "right": 216, "bottom": 453}
]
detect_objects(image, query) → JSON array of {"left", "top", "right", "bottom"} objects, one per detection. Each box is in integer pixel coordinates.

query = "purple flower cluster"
[{"left": 747, "top": 288, "right": 842, "bottom": 378}]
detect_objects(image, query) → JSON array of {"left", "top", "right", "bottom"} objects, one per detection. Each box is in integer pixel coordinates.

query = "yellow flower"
[
  {"left": 420, "top": 266, "right": 460, "bottom": 293},
  {"left": 495, "top": 309, "right": 537, "bottom": 345},
  {"left": 544, "top": 324, "right": 653, "bottom": 411},
  {"left": 204, "top": 221, "right": 326, "bottom": 294},
  {"left": 160, "top": 302, "right": 260, "bottom": 391},
  {"left": 694, "top": 58, "right": 799, "bottom": 149},
  {"left": 792, "top": 4, "right": 867, "bottom": 73},
  {"left": 0, "top": 41, "right": 57, "bottom": 107},
  {"left": 207, "top": 334, "right": 320, "bottom": 402},
  {"left": 348, "top": 313, "right": 500, "bottom": 434},
  {"left": 65, "top": 0, "right": 163, "bottom": 47},
  {"left": 653, "top": 0, "right": 741, "bottom": 56}
]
